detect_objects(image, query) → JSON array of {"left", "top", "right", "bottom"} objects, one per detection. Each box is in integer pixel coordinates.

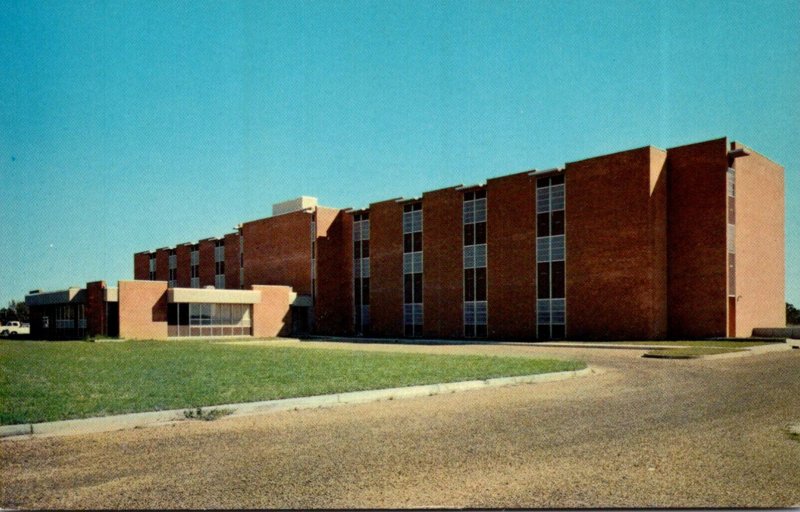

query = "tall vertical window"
[
  {"left": 727, "top": 167, "right": 736, "bottom": 295},
  {"left": 536, "top": 174, "right": 566, "bottom": 340},
  {"left": 463, "top": 189, "right": 487, "bottom": 338},
  {"left": 190, "top": 244, "right": 200, "bottom": 288},
  {"left": 214, "top": 240, "right": 225, "bottom": 289},
  {"left": 148, "top": 253, "right": 156, "bottom": 281},
  {"left": 353, "top": 212, "right": 370, "bottom": 334},
  {"left": 311, "top": 217, "right": 317, "bottom": 304},
  {"left": 239, "top": 236, "right": 244, "bottom": 289},
  {"left": 403, "top": 202, "right": 423, "bottom": 337},
  {"left": 168, "top": 249, "right": 177, "bottom": 288}
]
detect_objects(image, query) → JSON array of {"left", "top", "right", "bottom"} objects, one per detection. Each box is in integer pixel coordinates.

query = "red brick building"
[{"left": 120, "top": 137, "right": 784, "bottom": 340}]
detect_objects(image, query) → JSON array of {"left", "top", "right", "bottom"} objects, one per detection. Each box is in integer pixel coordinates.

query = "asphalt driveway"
[{"left": 1, "top": 341, "right": 798, "bottom": 508}]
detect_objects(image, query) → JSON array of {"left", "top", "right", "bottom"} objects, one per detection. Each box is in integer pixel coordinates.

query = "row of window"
[
  {"left": 727, "top": 168, "right": 736, "bottom": 296},
  {"left": 148, "top": 240, "right": 232, "bottom": 289},
  {"left": 214, "top": 240, "right": 225, "bottom": 289},
  {"left": 536, "top": 175, "right": 566, "bottom": 340},
  {"left": 353, "top": 212, "right": 371, "bottom": 334},
  {"left": 167, "top": 302, "right": 252, "bottom": 337},
  {"left": 403, "top": 202, "right": 423, "bottom": 336},
  {"left": 463, "top": 190, "right": 487, "bottom": 337}
]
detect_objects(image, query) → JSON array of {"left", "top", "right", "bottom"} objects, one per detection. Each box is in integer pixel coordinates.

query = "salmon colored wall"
[
  {"left": 118, "top": 280, "right": 168, "bottom": 340},
  {"left": 732, "top": 144, "right": 785, "bottom": 335},
  {"left": 251, "top": 285, "right": 293, "bottom": 337}
]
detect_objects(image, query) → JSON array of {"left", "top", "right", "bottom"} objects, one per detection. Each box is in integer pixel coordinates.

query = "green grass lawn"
[{"left": 0, "top": 340, "right": 584, "bottom": 425}]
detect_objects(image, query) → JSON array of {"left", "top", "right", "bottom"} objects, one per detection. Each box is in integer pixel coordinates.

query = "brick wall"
[
  {"left": 155, "top": 248, "right": 169, "bottom": 281},
  {"left": 175, "top": 243, "right": 192, "bottom": 287},
  {"left": 242, "top": 210, "right": 312, "bottom": 294},
  {"left": 486, "top": 171, "right": 537, "bottom": 340},
  {"left": 224, "top": 232, "right": 241, "bottom": 289},
  {"left": 369, "top": 199, "right": 404, "bottom": 337},
  {"left": 85, "top": 280, "right": 107, "bottom": 337},
  {"left": 422, "top": 186, "right": 463, "bottom": 338},
  {"left": 133, "top": 252, "right": 150, "bottom": 280},
  {"left": 314, "top": 209, "right": 354, "bottom": 335},
  {"left": 566, "top": 146, "right": 668, "bottom": 339},
  {"left": 198, "top": 238, "right": 216, "bottom": 287},
  {"left": 666, "top": 138, "right": 728, "bottom": 338}
]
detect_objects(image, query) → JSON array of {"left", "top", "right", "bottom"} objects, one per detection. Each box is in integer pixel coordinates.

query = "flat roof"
[{"left": 26, "top": 288, "right": 86, "bottom": 306}]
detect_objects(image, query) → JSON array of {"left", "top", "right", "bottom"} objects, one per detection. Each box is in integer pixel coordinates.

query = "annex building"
[{"left": 27, "top": 137, "right": 786, "bottom": 341}]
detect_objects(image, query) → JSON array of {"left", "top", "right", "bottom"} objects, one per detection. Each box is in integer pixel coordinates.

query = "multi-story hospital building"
[{"left": 27, "top": 137, "right": 785, "bottom": 341}]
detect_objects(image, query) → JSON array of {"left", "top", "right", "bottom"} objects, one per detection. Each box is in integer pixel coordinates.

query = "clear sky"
[{"left": 1, "top": 0, "right": 798, "bottom": 307}]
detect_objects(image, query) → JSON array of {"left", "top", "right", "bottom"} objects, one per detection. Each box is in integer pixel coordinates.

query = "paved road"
[{"left": 1, "top": 341, "right": 799, "bottom": 508}]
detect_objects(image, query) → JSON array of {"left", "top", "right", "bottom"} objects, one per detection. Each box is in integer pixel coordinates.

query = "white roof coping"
[{"left": 168, "top": 287, "right": 262, "bottom": 304}]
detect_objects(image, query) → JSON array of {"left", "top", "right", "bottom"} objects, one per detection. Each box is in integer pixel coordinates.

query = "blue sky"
[{"left": 1, "top": 0, "right": 798, "bottom": 307}]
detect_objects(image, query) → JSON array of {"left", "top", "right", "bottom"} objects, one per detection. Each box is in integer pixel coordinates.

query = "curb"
[
  {"left": 535, "top": 342, "right": 689, "bottom": 350},
  {"left": 534, "top": 341, "right": 793, "bottom": 360},
  {"left": 0, "top": 367, "right": 596, "bottom": 440},
  {"left": 688, "top": 343, "right": 794, "bottom": 360}
]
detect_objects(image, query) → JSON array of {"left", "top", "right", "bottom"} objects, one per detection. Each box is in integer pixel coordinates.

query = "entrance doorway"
[{"left": 291, "top": 306, "right": 309, "bottom": 336}]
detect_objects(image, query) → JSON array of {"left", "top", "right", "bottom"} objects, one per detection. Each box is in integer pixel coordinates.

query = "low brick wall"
[{"left": 751, "top": 327, "right": 800, "bottom": 338}]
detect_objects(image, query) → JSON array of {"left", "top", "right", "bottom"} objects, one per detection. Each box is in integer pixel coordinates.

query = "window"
[
  {"left": 214, "top": 240, "right": 225, "bottom": 289},
  {"left": 727, "top": 168, "right": 736, "bottom": 296},
  {"left": 463, "top": 190, "right": 487, "bottom": 338},
  {"left": 168, "top": 302, "right": 252, "bottom": 337},
  {"left": 168, "top": 249, "right": 177, "bottom": 287},
  {"left": 310, "top": 218, "right": 316, "bottom": 302},
  {"left": 148, "top": 254, "right": 156, "bottom": 280},
  {"left": 353, "top": 212, "right": 370, "bottom": 334},
  {"left": 239, "top": 236, "right": 244, "bottom": 289},
  {"left": 190, "top": 245, "right": 199, "bottom": 288},
  {"left": 536, "top": 175, "right": 566, "bottom": 340},
  {"left": 403, "top": 202, "right": 423, "bottom": 336}
]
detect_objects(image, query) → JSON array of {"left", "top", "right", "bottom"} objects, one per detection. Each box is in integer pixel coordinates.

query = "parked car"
[{"left": 0, "top": 321, "right": 30, "bottom": 337}]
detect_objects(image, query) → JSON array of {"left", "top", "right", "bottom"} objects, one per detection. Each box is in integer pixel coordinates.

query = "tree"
[
  {"left": 0, "top": 300, "right": 29, "bottom": 324},
  {"left": 788, "top": 303, "right": 800, "bottom": 326}
]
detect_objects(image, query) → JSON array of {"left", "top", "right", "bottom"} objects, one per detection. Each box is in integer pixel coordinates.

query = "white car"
[{"left": 0, "top": 321, "right": 30, "bottom": 337}]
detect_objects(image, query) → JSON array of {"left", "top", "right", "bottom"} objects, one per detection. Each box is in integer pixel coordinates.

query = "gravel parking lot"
[{"left": 1, "top": 341, "right": 798, "bottom": 509}]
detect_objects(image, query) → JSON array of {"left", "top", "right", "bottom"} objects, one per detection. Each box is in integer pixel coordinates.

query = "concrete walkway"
[{"left": 0, "top": 367, "right": 595, "bottom": 440}]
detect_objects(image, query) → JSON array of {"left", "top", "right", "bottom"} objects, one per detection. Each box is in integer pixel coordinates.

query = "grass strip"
[
  {"left": 642, "top": 347, "right": 747, "bottom": 359},
  {"left": 602, "top": 340, "right": 774, "bottom": 348},
  {"left": 0, "top": 340, "right": 584, "bottom": 425}
]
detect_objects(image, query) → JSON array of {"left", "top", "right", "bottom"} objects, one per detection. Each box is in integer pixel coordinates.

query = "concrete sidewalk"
[{"left": 0, "top": 367, "right": 596, "bottom": 440}]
